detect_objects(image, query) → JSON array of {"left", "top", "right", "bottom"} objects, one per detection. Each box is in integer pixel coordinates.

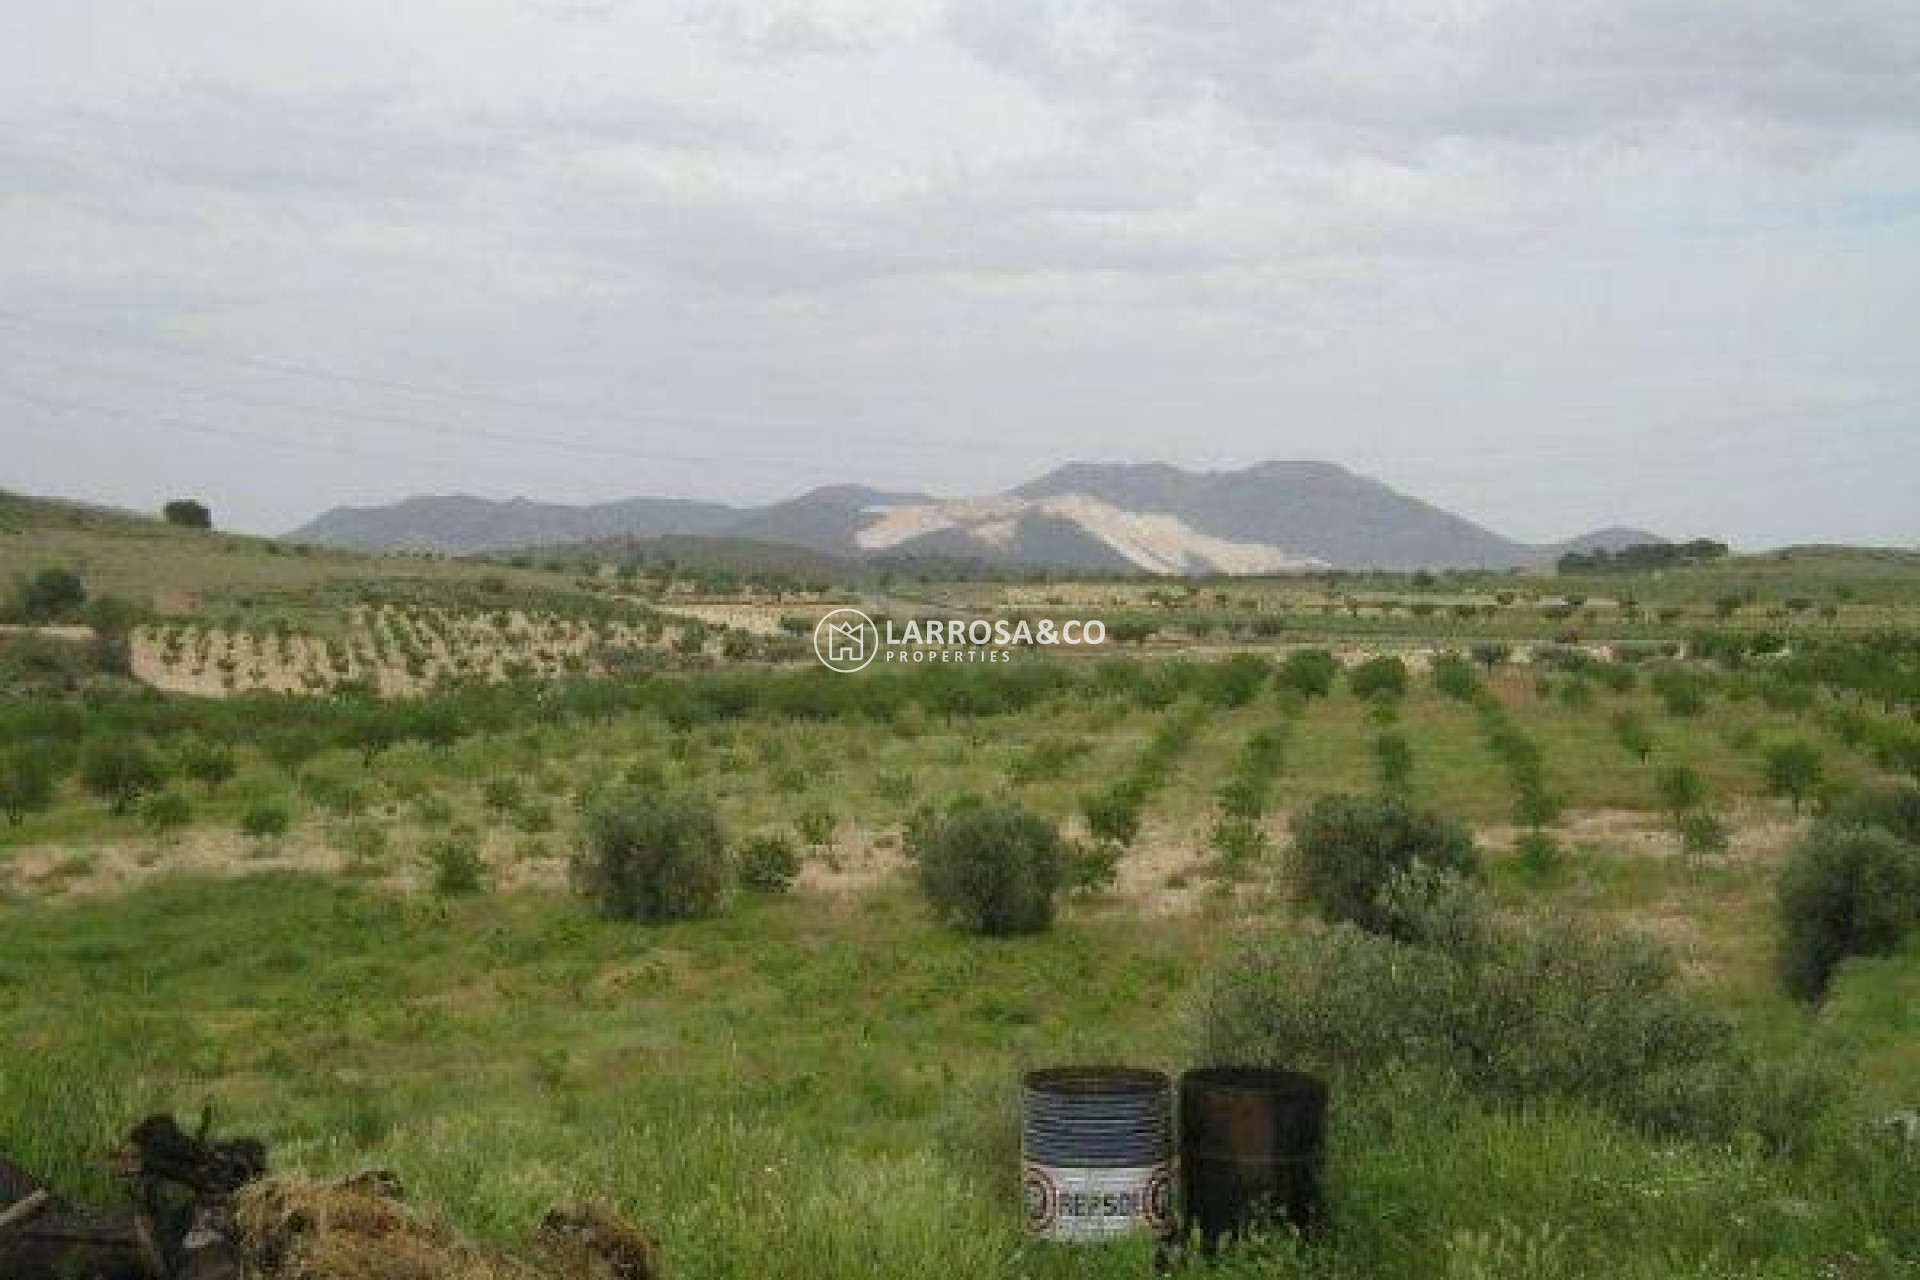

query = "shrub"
[
  {"left": 1514, "top": 829, "right": 1562, "bottom": 879},
  {"left": 80, "top": 739, "right": 164, "bottom": 814},
  {"left": 1679, "top": 810, "right": 1730, "bottom": 857},
  {"left": 239, "top": 799, "right": 291, "bottom": 841},
  {"left": 140, "top": 788, "right": 193, "bottom": 836},
  {"left": 574, "top": 791, "right": 730, "bottom": 922},
  {"left": 175, "top": 738, "right": 236, "bottom": 786},
  {"left": 1655, "top": 764, "right": 1704, "bottom": 824},
  {"left": 10, "top": 567, "right": 87, "bottom": 622},
  {"left": 1081, "top": 778, "right": 1146, "bottom": 847},
  {"left": 482, "top": 777, "right": 526, "bottom": 813},
  {"left": 1061, "top": 838, "right": 1121, "bottom": 895},
  {"left": 796, "top": 805, "right": 837, "bottom": 847},
  {"left": 1469, "top": 642, "right": 1511, "bottom": 671},
  {"left": 1430, "top": 654, "right": 1479, "bottom": 700},
  {"left": 1200, "top": 654, "right": 1270, "bottom": 708},
  {"left": 0, "top": 749, "right": 54, "bottom": 824},
  {"left": 1776, "top": 825, "right": 1920, "bottom": 1000},
  {"left": 1651, "top": 668, "right": 1707, "bottom": 716},
  {"left": 1373, "top": 732, "right": 1414, "bottom": 792},
  {"left": 1823, "top": 783, "right": 1920, "bottom": 845},
  {"left": 423, "top": 833, "right": 487, "bottom": 895},
  {"left": 1199, "top": 910, "right": 1779, "bottom": 1142},
  {"left": 1289, "top": 793, "right": 1478, "bottom": 937},
  {"left": 1763, "top": 740, "right": 1825, "bottom": 815},
  {"left": 1275, "top": 649, "right": 1338, "bottom": 698},
  {"left": 1208, "top": 816, "right": 1269, "bottom": 872},
  {"left": 916, "top": 802, "right": 1064, "bottom": 936},
  {"left": 1346, "top": 656, "right": 1409, "bottom": 701},
  {"left": 737, "top": 832, "right": 801, "bottom": 894},
  {"left": 1610, "top": 709, "right": 1653, "bottom": 761}
]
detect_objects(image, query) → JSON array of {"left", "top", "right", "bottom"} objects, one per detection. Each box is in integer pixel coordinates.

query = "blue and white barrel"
[{"left": 1020, "top": 1067, "right": 1174, "bottom": 1242}]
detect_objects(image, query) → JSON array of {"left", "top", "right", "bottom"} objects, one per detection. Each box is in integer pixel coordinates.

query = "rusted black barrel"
[
  {"left": 1021, "top": 1067, "right": 1173, "bottom": 1242},
  {"left": 1179, "top": 1066, "right": 1327, "bottom": 1246}
]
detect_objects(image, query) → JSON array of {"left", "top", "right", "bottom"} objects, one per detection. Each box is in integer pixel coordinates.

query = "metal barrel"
[
  {"left": 1020, "top": 1067, "right": 1173, "bottom": 1242},
  {"left": 1178, "top": 1066, "right": 1328, "bottom": 1248}
]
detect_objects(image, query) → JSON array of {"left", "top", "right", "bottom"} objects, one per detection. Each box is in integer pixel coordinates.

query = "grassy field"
[{"left": 1, "top": 493, "right": 1916, "bottom": 1278}]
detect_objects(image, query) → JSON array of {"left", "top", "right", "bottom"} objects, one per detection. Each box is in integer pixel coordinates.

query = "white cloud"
[{"left": 0, "top": 0, "right": 1913, "bottom": 544}]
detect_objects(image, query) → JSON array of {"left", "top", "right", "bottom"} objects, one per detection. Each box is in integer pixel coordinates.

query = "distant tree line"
[{"left": 1557, "top": 539, "right": 1728, "bottom": 575}]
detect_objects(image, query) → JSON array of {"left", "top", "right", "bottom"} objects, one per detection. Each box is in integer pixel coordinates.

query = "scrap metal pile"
[{"left": 0, "top": 1114, "right": 658, "bottom": 1280}]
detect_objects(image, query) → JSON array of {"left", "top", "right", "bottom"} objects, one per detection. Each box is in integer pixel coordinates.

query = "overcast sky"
[{"left": 1, "top": 1, "right": 1916, "bottom": 546}]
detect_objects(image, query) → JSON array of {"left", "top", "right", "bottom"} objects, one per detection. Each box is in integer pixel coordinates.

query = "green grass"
[{"left": 1, "top": 874, "right": 1912, "bottom": 1279}]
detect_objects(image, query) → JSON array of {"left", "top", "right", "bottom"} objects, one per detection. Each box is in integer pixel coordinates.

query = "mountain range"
[{"left": 286, "top": 461, "right": 1660, "bottom": 573}]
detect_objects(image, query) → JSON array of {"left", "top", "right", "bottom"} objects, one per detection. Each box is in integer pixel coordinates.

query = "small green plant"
[
  {"left": 1679, "top": 810, "right": 1730, "bottom": 858},
  {"left": 1081, "top": 779, "right": 1146, "bottom": 847},
  {"left": 175, "top": 738, "right": 236, "bottom": 786},
  {"left": 1347, "top": 656, "right": 1409, "bottom": 701},
  {"left": 1610, "top": 709, "right": 1653, "bottom": 761},
  {"left": 0, "top": 749, "right": 55, "bottom": 825},
  {"left": 239, "top": 799, "right": 291, "bottom": 841},
  {"left": 1514, "top": 829, "right": 1562, "bottom": 879},
  {"left": 139, "top": 787, "right": 193, "bottom": 837},
  {"left": 737, "top": 832, "right": 801, "bottom": 894},
  {"left": 423, "top": 832, "right": 487, "bottom": 894},
  {"left": 1061, "top": 838, "right": 1121, "bottom": 895},
  {"left": 1763, "top": 740, "right": 1825, "bottom": 815},
  {"left": 482, "top": 776, "right": 526, "bottom": 813},
  {"left": 1655, "top": 764, "right": 1705, "bottom": 826},
  {"left": 1209, "top": 816, "right": 1269, "bottom": 873},
  {"left": 796, "top": 805, "right": 837, "bottom": 847},
  {"left": 1374, "top": 731, "right": 1414, "bottom": 792},
  {"left": 1275, "top": 648, "right": 1338, "bottom": 698}
]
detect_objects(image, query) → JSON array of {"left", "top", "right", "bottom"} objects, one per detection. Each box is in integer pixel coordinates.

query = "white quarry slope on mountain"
[{"left": 854, "top": 492, "right": 1327, "bottom": 574}]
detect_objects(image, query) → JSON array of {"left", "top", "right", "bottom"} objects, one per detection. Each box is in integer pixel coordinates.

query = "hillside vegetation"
[{"left": 0, "top": 490, "right": 1916, "bottom": 1279}]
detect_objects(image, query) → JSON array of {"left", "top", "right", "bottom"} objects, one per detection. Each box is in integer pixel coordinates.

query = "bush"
[
  {"left": 737, "top": 832, "right": 801, "bottom": 893},
  {"left": 1514, "top": 829, "right": 1562, "bottom": 879},
  {"left": 1610, "top": 709, "right": 1653, "bottom": 761},
  {"left": 1679, "top": 810, "right": 1730, "bottom": 857},
  {"left": 140, "top": 787, "right": 193, "bottom": 836},
  {"left": 1061, "top": 838, "right": 1121, "bottom": 895},
  {"left": 1430, "top": 654, "right": 1479, "bottom": 700},
  {"left": 1208, "top": 816, "right": 1269, "bottom": 872},
  {"left": 1823, "top": 783, "right": 1920, "bottom": 845},
  {"left": 1373, "top": 732, "right": 1414, "bottom": 792},
  {"left": 1081, "top": 778, "right": 1146, "bottom": 847},
  {"left": 1651, "top": 667, "right": 1707, "bottom": 716},
  {"left": 796, "top": 805, "right": 837, "bottom": 847},
  {"left": 1776, "top": 825, "right": 1920, "bottom": 1000},
  {"left": 916, "top": 802, "right": 1064, "bottom": 936},
  {"left": 80, "top": 739, "right": 164, "bottom": 814},
  {"left": 1655, "top": 764, "right": 1704, "bottom": 823},
  {"left": 9, "top": 567, "right": 87, "bottom": 622},
  {"left": 574, "top": 791, "right": 730, "bottom": 922},
  {"left": 1763, "top": 740, "right": 1825, "bottom": 815},
  {"left": 1289, "top": 793, "right": 1478, "bottom": 937},
  {"left": 239, "top": 799, "right": 291, "bottom": 841},
  {"left": 423, "top": 832, "right": 487, "bottom": 895},
  {"left": 1275, "top": 649, "right": 1338, "bottom": 698},
  {"left": 1199, "top": 908, "right": 1788, "bottom": 1143},
  {"left": 1346, "top": 656, "right": 1409, "bottom": 701},
  {"left": 0, "top": 749, "right": 54, "bottom": 824},
  {"left": 175, "top": 738, "right": 236, "bottom": 786}
]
